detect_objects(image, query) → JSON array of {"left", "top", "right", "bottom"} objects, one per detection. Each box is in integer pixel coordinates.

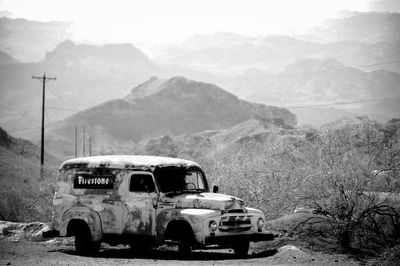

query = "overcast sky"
[{"left": 0, "top": 0, "right": 392, "bottom": 45}]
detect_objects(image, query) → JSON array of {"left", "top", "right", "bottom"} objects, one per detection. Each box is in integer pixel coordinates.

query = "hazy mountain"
[
  {"left": 156, "top": 11, "right": 400, "bottom": 75},
  {"left": 0, "top": 51, "right": 18, "bottom": 64},
  {"left": 369, "top": 0, "right": 400, "bottom": 13},
  {"left": 0, "top": 41, "right": 158, "bottom": 136},
  {"left": 306, "top": 11, "right": 400, "bottom": 44},
  {"left": 292, "top": 107, "right": 362, "bottom": 128},
  {"left": 380, "top": 39, "right": 400, "bottom": 72},
  {"left": 226, "top": 58, "right": 400, "bottom": 103},
  {"left": 43, "top": 76, "right": 297, "bottom": 158},
  {"left": 45, "top": 40, "right": 155, "bottom": 71},
  {"left": 160, "top": 34, "right": 397, "bottom": 75},
  {"left": 1, "top": 11, "right": 399, "bottom": 138},
  {"left": 0, "top": 10, "right": 13, "bottom": 18},
  {"left": 161, "top": 33, "right": 320, "bottom": 73},
  {"left": 0, "top": 126, "right": 59, "bottom": 166},
  {"left": 0, "top": 17, "right": 73, "bottom": 62},
  {"left": 222, "top": 58, "right": 400, "bottom": 125}
]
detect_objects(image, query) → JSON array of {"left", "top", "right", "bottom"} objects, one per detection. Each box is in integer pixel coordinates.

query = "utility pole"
[
  {"left": 82, "top": 127, "right": 86, "bottom": 157},
  {"left": 89, "top": 134, "right": 92, "bottom": 156},
  {"left": 32, "top": 73, "right": 56, "bottom": 166},
  {"left": 75, "top": 127, "right": 78, "bottom": 158}
]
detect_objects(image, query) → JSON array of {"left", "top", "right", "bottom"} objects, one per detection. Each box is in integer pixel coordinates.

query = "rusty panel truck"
[{"left": 48, "top": 155, "right": 274, "bottom": 256}]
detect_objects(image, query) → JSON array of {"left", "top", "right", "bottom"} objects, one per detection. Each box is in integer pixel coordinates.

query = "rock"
[
  {"left": 31, "top": 224, "right": 50, "bottom": 242},
  {"left": 0, "top": 220, "right": 50, "bottom": 242}
]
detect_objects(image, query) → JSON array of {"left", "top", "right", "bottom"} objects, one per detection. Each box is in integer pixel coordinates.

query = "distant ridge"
[{"left": 44, "top": 76, "right": 297, "bottom": 158}]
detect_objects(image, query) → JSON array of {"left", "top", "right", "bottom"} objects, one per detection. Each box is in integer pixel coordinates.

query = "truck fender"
[
  {"left": 156, "top": 209, "right": 211, "bottom": 244},
  {"left": 156, "top": 210, "right": 188, "bottom": 243},
  {"left": 59, "top": 207, "right": 103, "bottom": 241}
]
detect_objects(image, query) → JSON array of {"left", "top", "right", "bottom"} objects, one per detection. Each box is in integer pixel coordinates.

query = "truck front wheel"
[
  {"left": 178, "top": 237, "right": 192, "bottom": 253},
  {"left": 232, "top": 240, "right": 249, "bottom": 257}
]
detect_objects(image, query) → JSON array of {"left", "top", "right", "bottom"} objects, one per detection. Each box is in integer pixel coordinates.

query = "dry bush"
[
  {"left": 301, "top": 119, "right": 400, "bottom": 251},
  {"left": 207, "top": 128, "right": 308, "bottom": 219}
]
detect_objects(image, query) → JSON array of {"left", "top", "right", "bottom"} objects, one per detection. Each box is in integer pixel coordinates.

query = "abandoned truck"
[{"left": 48, "top": 155, "right": 274, "bottom": 256}]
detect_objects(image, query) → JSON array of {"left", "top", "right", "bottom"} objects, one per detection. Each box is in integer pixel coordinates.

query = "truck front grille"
[{"left": 219, "top": 215, "right": 252, "bottom": 232}]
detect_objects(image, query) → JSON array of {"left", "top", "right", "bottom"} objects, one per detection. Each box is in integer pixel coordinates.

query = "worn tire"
[
  {"left": 74, "top": 226, "right": 100, "bottom": 255},
  {"left": 177, "top": 228, "right": 193, "bottom": 254},
  {"left": 232, "top": 241, "right": 249, "bottom": 257},
  {"left": 178, "top": 238, "right": 192, "bottom": 253}
]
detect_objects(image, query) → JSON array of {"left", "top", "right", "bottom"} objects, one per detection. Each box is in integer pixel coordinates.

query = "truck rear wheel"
[
  {"left": 232, "top": 240, "right": 249, "bottom": 257},
  {"left": 74, "top": 225, "right": 100, "bottom": 255}
]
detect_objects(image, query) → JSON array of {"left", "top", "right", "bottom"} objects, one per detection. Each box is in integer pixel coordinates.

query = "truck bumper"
[{"left": 205, "top": 232, "right": 274, "bottom": 246}]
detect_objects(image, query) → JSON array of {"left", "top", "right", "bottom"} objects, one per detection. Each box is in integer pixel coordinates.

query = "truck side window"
[{"left": 130, "top": 174, "right": 155, "bottom": 193}]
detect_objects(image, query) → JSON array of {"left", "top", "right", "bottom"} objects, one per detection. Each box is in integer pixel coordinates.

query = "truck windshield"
[{"left": 154, "top": 167, "right": 207, "bottom": 194}]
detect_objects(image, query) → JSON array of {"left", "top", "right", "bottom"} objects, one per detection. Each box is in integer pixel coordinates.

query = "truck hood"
[{"left": 163, "top": 192, "right": 246, "bottom": 213}]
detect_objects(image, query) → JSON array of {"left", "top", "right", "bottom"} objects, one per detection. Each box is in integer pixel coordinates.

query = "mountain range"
[
  {"left": 43, "top": 76, "right": 296, "bottom": 158},
  {"left": 158, "top": 12, "right": 400, "bottom": 74},
  {"left": 0, "top": 10, "right": 399, "bottom": 143},
  {"left": 0, "top": 40, "right": 159, "bottom": 135},
  {"left": 223, "top": 58, "right": 400, "bottom": 125},
  {"left": 304, "top": 11, "right": 400, "bottom": 44}
]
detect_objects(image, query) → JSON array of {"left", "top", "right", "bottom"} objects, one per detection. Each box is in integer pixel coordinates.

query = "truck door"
[{"left": 124, "top": 171, "right": 158, "bottom": 235}]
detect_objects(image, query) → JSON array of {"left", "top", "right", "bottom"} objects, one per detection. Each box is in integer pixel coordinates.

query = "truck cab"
[{"left": 51, "top": 155, "right": 273, "bottom": 256}]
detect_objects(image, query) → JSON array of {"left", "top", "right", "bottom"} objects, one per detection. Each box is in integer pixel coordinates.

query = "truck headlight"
[
  {"left": 209, "top": 220, "right": 218, "bottom": 231},
  {"left": 257, "top": 218, "right": 265, "bottom": 229}
]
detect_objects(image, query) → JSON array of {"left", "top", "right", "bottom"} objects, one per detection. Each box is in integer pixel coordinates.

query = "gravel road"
[{"left": 0, "top": 239, "right": 362, "bottom": 266}]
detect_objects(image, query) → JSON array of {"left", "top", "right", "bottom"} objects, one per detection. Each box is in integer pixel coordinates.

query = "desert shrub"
[
  {"left": 199, "top": 118, "right": 399, "bottom": 250},
  {"left": 208, "top": 128, "right": 309, "bottom": 219},
  {"left": 144, "top": 135, "right": 178, "bottom": 157},
  {"left": 301, "top": 119, "right": 400, "bottom": 250}
]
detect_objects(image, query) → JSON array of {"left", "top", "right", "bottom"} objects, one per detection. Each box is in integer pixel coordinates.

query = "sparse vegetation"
[
  {"left": 1, "top": 117, "right": 399, "bottom": 257},
  {"left": 130, "top": 117, "right": 400, "bottom": 253},
  {"left": 301, "top": 119, "right": 400, "bottom": 251},
  {"left": 0, "top": 127, "right": 59, "bottom": 222}
]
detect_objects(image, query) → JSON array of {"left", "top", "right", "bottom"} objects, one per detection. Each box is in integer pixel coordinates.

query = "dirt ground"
[
  {"left": 0, "top": 239, "right": 363, "bottom": 266},
  {"left": 0, "top": 217, "right": 367, "bottom": 266}
]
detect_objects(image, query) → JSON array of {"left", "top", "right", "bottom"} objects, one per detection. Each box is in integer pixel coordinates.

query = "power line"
[
  {"left": 358, "top": 60, "right": 400, "bottom": 68},
  {"left": 273, "top": 60, "right": 400, "bottom": 76},
  {"left": 9, "top": 95, "right": 400, "bottom": 117},
  {"left": 11, "top": 126, "right": 42, "bottom": 133},
  {"left": 47, "top": 106, "right": 83, "bottom": 112},
  {"left": 285, "top": 97, "right": 400, "bottom": 109}
]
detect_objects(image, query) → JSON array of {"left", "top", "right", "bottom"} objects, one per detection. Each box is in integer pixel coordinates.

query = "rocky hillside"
[
  {"left": 44, "top": 76, "right": 297, "bottom": 158},
  {"left": 0, "top": 127, "right": 60, "bottom": 222}
]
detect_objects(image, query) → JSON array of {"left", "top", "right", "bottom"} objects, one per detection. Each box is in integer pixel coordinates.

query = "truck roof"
[{"left": 60, "top": 155, "right": 200, "bottom": 170}]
